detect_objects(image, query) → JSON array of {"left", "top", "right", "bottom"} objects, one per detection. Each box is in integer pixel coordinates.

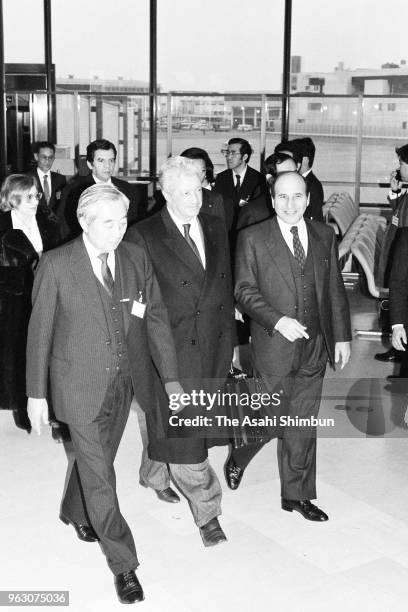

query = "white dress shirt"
[
  {"left": 36, "top": 167, "right": 51, "bottom": 193},
  {"left": 11, "top": 210, "right": 43, "bottom": 254},
  {"left": 167, "top": 207, "right": 206, "bottom": 269},
  {"left": 276, "top": 216, "right": 308, "bottom": 256},
  {"left": 82, "top": 233, "right": 115, "bottom": 284},
  {"left": 233, "top": 163, "right": 247, "bottom": 188}
]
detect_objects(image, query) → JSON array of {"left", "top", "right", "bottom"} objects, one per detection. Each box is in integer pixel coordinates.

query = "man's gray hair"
[
  {"left": 77, "top": 183, "right": 129, "bottom": 222},
  {"left": 159, "top": 156, "right": 200, "bottom": 195}
]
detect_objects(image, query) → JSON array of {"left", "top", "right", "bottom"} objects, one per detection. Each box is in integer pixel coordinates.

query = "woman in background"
[{"left": 0, "top": 174, "right": 62, "bottom": 433}]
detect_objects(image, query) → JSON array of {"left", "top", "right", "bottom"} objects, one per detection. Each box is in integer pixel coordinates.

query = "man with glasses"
[
  {"left": 214, "top": 137, "right": 271, "bottom": 243},
  {"left": 27, "top": 141, "right": 67, "bottom": 215}
]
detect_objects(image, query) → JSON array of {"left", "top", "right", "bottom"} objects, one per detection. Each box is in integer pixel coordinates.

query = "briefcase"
[{"left": 224, "top": 368, "right": 269, "bottom": 449}]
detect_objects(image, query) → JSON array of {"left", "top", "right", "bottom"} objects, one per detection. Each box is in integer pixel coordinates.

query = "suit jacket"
[
  {"left": 214, "top": 166, "right": 271, "bottom": 233},
  {"left": 26, "top": 237, "right": 178, "bottom": 425},
  {"left": 235, "top": 216, "right": 351, "bottom": 376},
  {"left": 389, "top": 227, "right": 408, "bottom": 327},
  {"left": 377, "top": 192, "right": 408, "bottom": 288},
  {"left": 60, "top": 174, "right": 146, "bottom": 239},
  {"left": 125, "top": 207, "right": 234, "bottom": 462},
  {"left": 304, "top": 170, "right": 324, "bottom": 222},
  {"left": 27, "top": 169, "right": 67, "bottom": 215}
]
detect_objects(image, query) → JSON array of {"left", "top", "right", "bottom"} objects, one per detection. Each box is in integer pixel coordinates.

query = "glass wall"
[{"left": 3, "top": 0, "right": 44, "bottom": 63}]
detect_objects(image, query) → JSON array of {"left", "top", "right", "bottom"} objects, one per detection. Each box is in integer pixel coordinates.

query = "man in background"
[
  {"left": 61, "top": 139, "right": 146, "bottom": 239},
  {"left": 28, "top": 141, "right": 66, "bottom": 216},
  {"left": 214, "top": 137, "right": 271, "bottom": 242}
]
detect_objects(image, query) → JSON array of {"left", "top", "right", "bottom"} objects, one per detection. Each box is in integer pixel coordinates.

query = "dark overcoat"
[
  {"left": 0, "top": 208, "right": 61, "bottom": 424},
  {"left": 125, "top": 207, "right": 234, "bottom": 463}
]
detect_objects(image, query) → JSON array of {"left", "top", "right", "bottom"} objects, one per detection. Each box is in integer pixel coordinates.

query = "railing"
[{"left": 6, "top": 90, "right": 408, "bottom": 204}]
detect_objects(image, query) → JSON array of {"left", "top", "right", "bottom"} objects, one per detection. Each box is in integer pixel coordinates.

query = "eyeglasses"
[
  {"left": 221, "top": 150, "right": 242, "bottom": 157},
  {"left": 26, "top": 192, "right": 43, "bottom": 202}
]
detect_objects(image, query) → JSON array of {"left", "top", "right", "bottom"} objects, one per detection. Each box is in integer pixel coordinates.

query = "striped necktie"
[
  {"left": 290, "top": 226, "right": 306, "bottom": 269},
  {"left": 182, "top": 224, "right": 203, "bottom": 267},
  {"left": 98, "top": 252, "right": 114, "bottom": 296}
]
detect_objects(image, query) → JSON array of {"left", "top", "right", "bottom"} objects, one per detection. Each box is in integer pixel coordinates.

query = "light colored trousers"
[{"left": 136, "top": 404, "right": 222, "bottom": 527}]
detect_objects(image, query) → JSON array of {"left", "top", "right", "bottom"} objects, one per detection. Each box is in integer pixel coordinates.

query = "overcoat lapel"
[
  {"left": 198, "top": 213, "right": 217, "bottom": 300},
  {"left": 160, "top": 207, "right": 205, "bottom": 279}
]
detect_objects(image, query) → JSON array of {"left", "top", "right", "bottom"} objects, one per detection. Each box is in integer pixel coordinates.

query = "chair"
[{"left": 323, "top": 192, "right": 359, "bottom": 237}]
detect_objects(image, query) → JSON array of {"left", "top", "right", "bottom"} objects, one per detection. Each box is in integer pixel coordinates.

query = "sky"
[{"left": 4, "top": 0, "right": 408, "bottom": 91}]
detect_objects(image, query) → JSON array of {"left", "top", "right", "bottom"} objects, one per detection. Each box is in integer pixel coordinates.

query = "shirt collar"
[
  {"left": 302, "top": 169, "right": 312, "bottom": 178},
  {"left": 276, "top": 215, "right": 307, "bottom": 236},
  {"left": 167, "top": 206, "right": 199, "bottom": 234},
  {"left": 37, "top": 167, "right": 49, "bottom": 179},
  {"left": 233, "top": 164, "right": 247, "bottom": 181},
  {"left": 82, "top": 232, "right": 114, "bottom": 258},
  {"left": 92, "top": 174, "right": 112, "bottom": 185}
]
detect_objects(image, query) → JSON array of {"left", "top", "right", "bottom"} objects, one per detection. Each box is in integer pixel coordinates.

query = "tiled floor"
[{"left": 2, "top": 288, "right": 408, "bottom": 611}]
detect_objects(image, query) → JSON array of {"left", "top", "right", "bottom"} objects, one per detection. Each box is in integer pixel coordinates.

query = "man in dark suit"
[
  {"left": 389, "top": 228, "right": 408, "bottom": 399},
  {"left": 214, "top": 137, "right": 271, "bottom": 239},
  {"left": 375, "top": 144, "right": 408, "bottom": 364},
  {"left": 26, "top": 184, "right": 180, "bottom": 604},
  {"left": 126, "top": 156, "right": 234, "bottom": 547},
  {"left": 236, "top": 152, "right": 297, "bottom": 230},
  {"left": 296, "top": 138, "right": 324, "bottom": 222},
  {"left": 228, "top": 171, "right": 351, "bottom": 521},
  {"left": 61, "top": 139, "right": 146, "bottom": 239},
  {"left": 275, "top": 138, "right": 324, "bottom": 222},
  {"left": 27, "top": 141, "right": 67, "bottom": 215}
]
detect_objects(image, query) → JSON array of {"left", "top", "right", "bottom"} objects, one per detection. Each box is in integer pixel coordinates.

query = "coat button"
[
  {"left": 106, "top": 367, "right": 110, "bottom": 371},
  {"left": 219, "top": 304, "right": 224, "bottom": 311},
  {"left": 196, "top": 310, "right": 200, "bottom": 316}
]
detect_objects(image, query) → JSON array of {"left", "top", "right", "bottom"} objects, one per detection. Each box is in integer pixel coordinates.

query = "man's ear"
[
  {"left": 243, "top": 153, "right": 249, "bottom": 164},
  {"left": 272, "top": 197, "right": 275, "bottom": 210},
  {"left": 78, "top": 216, "right": 88, "bottom": 233},
  {"left": 306, "top": 192, "right": 310, "bottom": 207},
  {"left": 86, "top": 160, "right": 93, "bottom": 171},
  {"left": 162, "top": 189, "right": 171, "bottom": 203},
  {"left": 34, "top": 153, "right": 39, "bottom": 162}
]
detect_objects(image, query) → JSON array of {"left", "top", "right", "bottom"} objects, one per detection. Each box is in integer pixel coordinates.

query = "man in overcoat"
[{"left": 125, "top": 156, "right": 234, "bottom": 546}]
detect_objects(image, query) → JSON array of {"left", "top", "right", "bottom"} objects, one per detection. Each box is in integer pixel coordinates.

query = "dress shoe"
[
  {"left": 374, "top": 348, "right": 401, "bottom": 363},
  {"left": 281, "top": 499, "right": 328, "bottom": 522},
  {"left": 155, "top": 487, "right": 180, "bottom": 503},
  {"left": 199, "top": 517, "right": 227, "bottom": 547},
  {"left": 59, "top": 514, "right": 99, "bottom": 542},
  {"left": 115, "top": 570, "right": 144, "bottom": 604},
  {"left": 224, "top": 454, "right": 244, "bottom": 490}
]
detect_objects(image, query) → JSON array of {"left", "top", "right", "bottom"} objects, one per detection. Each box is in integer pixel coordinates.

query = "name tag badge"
[
  {"left": 392, "top": 215, "right": 399, "bottom": 226},
  {"left": 131, "top": 300, "right": 146, "bottom": 318}
]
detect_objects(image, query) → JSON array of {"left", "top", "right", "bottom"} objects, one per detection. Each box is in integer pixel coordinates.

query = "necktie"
[
  {"left": 43, "top": 175, "right": 50, "bottom": 205},
  {"left": 98, "top": 253, "right": 114, "bottom": 296},
  {"left": 290, "top": 226, "right": 306, "bottom": 270},
  {"left": 182, "top": 224, "right": 203, "bottom": 267},
  {"left": 235, "top": 174, "right": 241, "bottom": 192}
]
